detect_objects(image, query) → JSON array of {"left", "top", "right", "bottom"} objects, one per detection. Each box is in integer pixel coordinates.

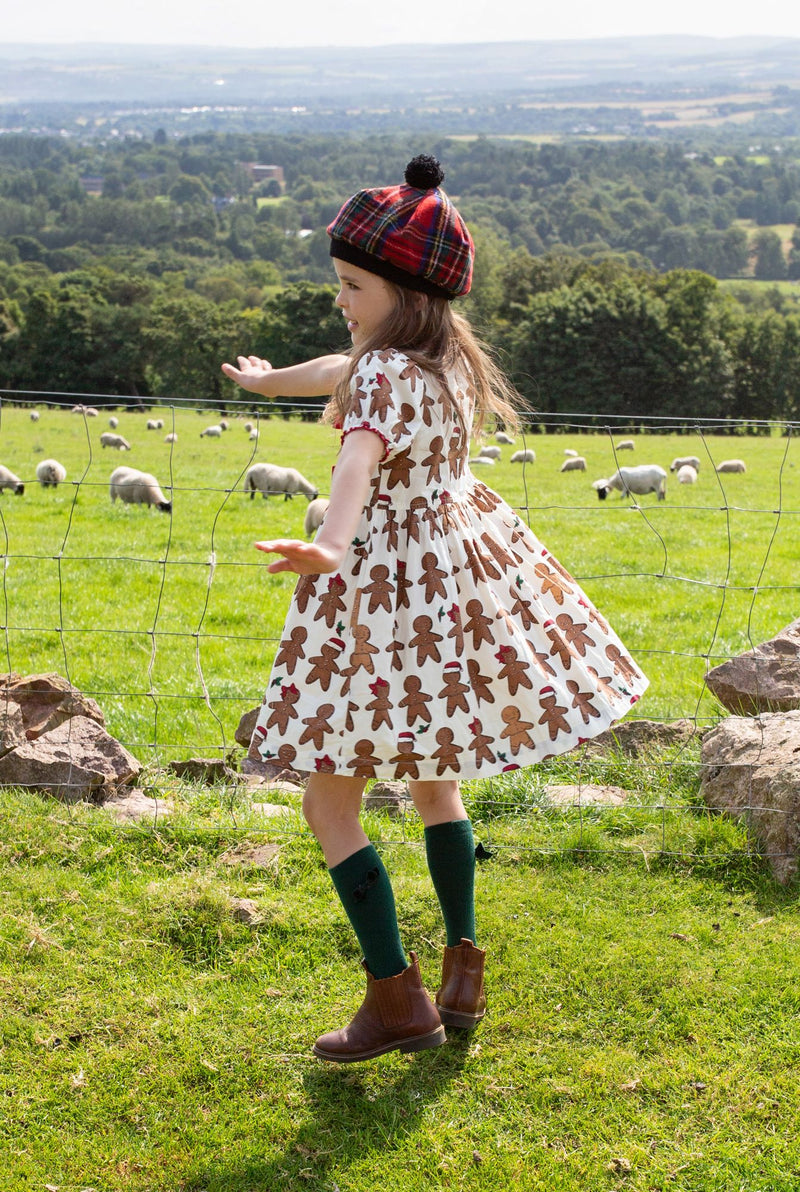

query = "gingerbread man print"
[
  {"left": 347, "top": 739, "right": 382, "bottom": 778},
  {"left": 466, "top": 659, "right": 496, "bottom": 705},
  {"left": 368, "top": 372, "right": 394, "bottom": 423},
  {"left": 366, "top": 677, "right": 393, "bottom": 731},
  {"left": 499, "top": 705, "right": 536, "bottom": 754},
  {"left": 265, "top": 683, "right": 301, "bottom": 733},
  {"left": 274, "top": 625, "right": 308, "bottom": 675},
  {"left": 421, "top": 435, "right": 446, "bottom": 484},
  {"left": 495, "top": 643, "right": 533, "bottom": 695},
  {"left": 538, "top": 687, "right": 571, "bottom": 741},
  {"left": 298, "top": 703, "right": 335, "bottom": 750},
  {"left": 362, "top": 563, "right": 395, "bottom": 614},
  {"left": 389, "top": 733, "right": 424, "bottom": 780},
  {"left": 418, "top": 551, "right": 449, "bottom": 602},
  {"left": 605, "top": 644, "right": 640, "bottom": 684},
  {"left": 463, "top": 598, "right": 495, "bottom": 649},
  {"left": 398, "top": 674, "right": 432, "bottom": 726},
  {"left": 408, "top": 615, "right": 443, "bottom": 666},
  {"left": 439, "top": 662, "right": 470, "bottom": 716},
  {"left": 432, "top": 726, "right": 463, "bottom": 775},
  {"left": 566, "top": 679, "right": 600, "bottom": 724},
  {"left": 315, "top": 573, "right": 348, "bottom": 628},
  {"left": 306, "top": 637, "right": 345, "bottom": 691},
  {"left": 467, "top": 717, "right": 496, "bottom": 767}
]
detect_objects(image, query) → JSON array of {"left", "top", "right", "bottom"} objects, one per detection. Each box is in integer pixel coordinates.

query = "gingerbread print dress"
[{"left": 251, "top": 349, "right": 648, "bottom": 779}]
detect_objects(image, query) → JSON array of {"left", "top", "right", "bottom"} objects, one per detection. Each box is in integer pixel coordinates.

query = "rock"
[
  {"left": 700, "top": 711, "right": 800, "bottom": 884},
  {"left": 0, "top": 715, "right": 140, "bottom": 803},
  {"left": 0, "top": 672, "right": 105, "bottom": 740},
  {"left": 241, "top": 756, "right": 306, "bottom": 786},
  {"left": 229, "top": 897, "right": 263, "bottom": 925},
  {"left": 0, "top": 697, "right": 27, "bottom": 755},
  {"left": 103, "top": 788, "right": 171, "bottom": 822},
  {"left": 167, "top": 758, "right": 241, "bottom": 784},
  {"left": 704, "top": 619, "right": 800, "bottom": 716},
  {"left": 219, "top": 842, "right": 280, "bottom": 869},
  {"left": 545, "top": 783, "right": 632, "bottom": 807},
  {"left": 575, "top": 718, "right": 698, "bottom": 757},
  {"left": 251, "top": 802, "right": 295, "bottom": 818},
  {"left": 235, "top": 706, "right": 259, "bottom": 749},
  {"left": 363, "top": 780, "right": 410, "bottom": 817}
]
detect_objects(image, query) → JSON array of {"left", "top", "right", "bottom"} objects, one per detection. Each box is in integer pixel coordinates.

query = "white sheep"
[
  {"left": 244, "top": 421, "right": 254, "bottom": 433},
  {"left": 30, "top": 410, "right": 40, "bottom": 422},
  {"left": 0, "top": 465, "right": 24, "bottom": 495},
  {"left": 470, "top": 456, "right": 495, "bottom": 466},
  {"left": 616, "top": 439, "right": 635, "bottom": 451},
  {"left": 676, "top": 464, "right": 698, "bottom": 485},
  {"left": 716, "top": 459, "right": 746, "bottom": 474},
  {"left": 478, "top": 445, "right": 502, "bottom": 460},
  {"left": 85, "top": 407, "right": 99, "bottom": 417},
  {"left": 71, "top": 404, "right": 86, "bottom": 414},
  {"left": 511, "top": 449, "right": 536, "bottom": 464},
  {"left": 109, "top": 466, "right": 171, "bottom": 512},
  {"left": 36, "top": 459, "right": 67, "bottom": 488},
  {"left": 670, "top": 455, "right": 701, "bottom": 473},
  {"left": 164, "top": 432, "right": 178, "bottom": 443},
  {"left": 244, "top": 463, "right": 318, "bottom": 501},
  {"left": 495, "top": 431, "right": 514, "bottom": 445},
  {"left": 249, "top": 430, "right": 259, "bottom": 442},
  {"left": 304, "top": 497, "right": 330, "bottom": 537},
  {"left": 593, "top": 464, "right": 667, "bottom": 502},
  {"left": 146, "top": 418, "right": 164, "bottom": 431},
  {"left": 560, "top": 456, "right": 586, "bottom": 473},
  {"left": 108, "top": 415, "right": 119, "bottom": 429},
  {"left": 563, "top": 448, "right": 578, "bottom": 458},
  {"left": 100, "top": 432, "right": 132, "bottom": 450},
  {"left": 219, "top": 419, "right": 229, "bottom": 431},
  {"left": 201, "top": 425, "right": 223, "bottom": 438}
]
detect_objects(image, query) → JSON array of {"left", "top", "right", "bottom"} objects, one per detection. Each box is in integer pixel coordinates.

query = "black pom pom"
[{"left": 404, "top": 154, "right": 445, "bottom": 190}]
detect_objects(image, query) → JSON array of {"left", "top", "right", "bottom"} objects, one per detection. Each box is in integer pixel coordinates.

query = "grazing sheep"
[
  {"left": 108, "top": 415, "right": 119, "bottom": 429},
  {"left": 100, "top": 432, "right": 131, "bottom": 451},
  {"left": 85, "top": 407, "right": 99, "bottom": 417},
  {"left": 478, "top": 445, "right": 502, "bottom": 460},
  {"left": 109, "top": 466, "right": 171, "bottom": 512},
  {"left": 0, "top": 465, "right": 24, "bottom": 495},
  {"left": 716, "top": 459, "right": 746, "bottom": 474},
  {"left": 146, "top": 418, "right": 164, "bottom": 431},
  {"left": 560, "top": 456, "right": 586, "bottom": 473},
  {"left": 71, "top": 404, "right": 86, "bottom": 414},
  {"left": 201, "top": 425, "right": 223, "bottom": 438},
  {"left": 593, "top": 464, "right": 667, "bottom": 501},
  {"left": 511, "top": 449, "right": 536, "bottom": 464},
  {"left": 164, "top": 432, "right": 178, "bottom": 443},
  {"left": 30, "top": 410, "right": 40, "bottom": 422},
  {"left": 36, "top": 459, "right": 67, "bottom": 488},
  {"left": 244, "top": 463, "right": 317, "bottom": 501},
  {"left": 563, "top": 448, "right": 578, "bottom": 458},
  {"left": 249, "top": 429, "right": 259, "bottom": 441},
  {"left": 616, "top": 439, "right": 635, "bottom": 451},
  {"left": 670, "top": 455, "right": 701, "bottom": 473},
  {"left": 244, "top": 421, "right": 254, "bottom": 433},
  {"left": 219, "top": 419, "right": 229, "bottom": 431},
  {"left": 470, "top": 456, "right": 495, "bottom": 466},
  {"left": 676, "top": 464, "right": 698, "bottom": 485},
  {"left": 304, "top": 497, "right": 330, "bottom": 537},
  {"left": 495, "top": 431, "right": 514, "bottom": 445}
]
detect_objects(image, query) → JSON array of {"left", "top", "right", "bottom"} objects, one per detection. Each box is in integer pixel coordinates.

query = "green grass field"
[{"left": 0, "top": 404, "right": 797, "bottom": 766}]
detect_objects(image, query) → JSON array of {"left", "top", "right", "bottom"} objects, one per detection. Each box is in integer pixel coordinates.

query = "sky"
[{"left": 6, "top": 0, "right": 800, "bottom": 47}]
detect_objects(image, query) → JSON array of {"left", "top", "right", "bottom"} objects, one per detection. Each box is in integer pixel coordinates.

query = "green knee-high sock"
[
  {"left": 424, "top": 819, "right": 477, "bottom": 948},
  {"left": 328, "top": 845, "right": 408, "bottom": 980}
]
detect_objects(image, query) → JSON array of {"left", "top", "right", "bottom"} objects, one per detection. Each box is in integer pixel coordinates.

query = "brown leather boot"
[
  {"left": 312, "top": 952, "right": 447, "bottom": 1063},
  {"left": 435, "top": 938, "right": 486, "bottom": 1029}
]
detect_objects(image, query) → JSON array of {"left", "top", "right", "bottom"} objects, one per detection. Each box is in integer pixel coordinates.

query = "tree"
[{"left": 753, "top": 230, "right": 788, "bottom": 280}]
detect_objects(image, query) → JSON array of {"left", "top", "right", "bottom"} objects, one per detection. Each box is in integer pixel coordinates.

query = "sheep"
[
  {"left": 478, "top": 445, "right": 502, "bottom": 460},
  {"left": 164, "top": 432, "right": 178, "bottom": 443},
  {"left": 716, "top": 459, "right": 746, "bottom": 474},
  {"left": 560, "top": 456, "right": 586, "bottom": 473},
  {"left": 470, "top": 456, "right": 495, "bottom": 466},
  {"left": 146, "top": 418, "right": 164, "bottom": 431},
  {"left": 249, "top": 430, "right": 259, "bottom": 441},
  {"left": 201, "top": 425, "right": 223, "bottom": 438},
  {"left": 616, "top": 439, "right": 635, "bottom": 451},
  {"left": 670, "top": 455, "right": 701, "bottom": 473},
  {"left": 244, "top": 463, "right": 317, "bottom": 501},
  {"left": 511, "top": 449, "right": 536, "bottom": 464},
  {"left": 108, "top": 415, "right": 118, "bottom": 429},
  {"left": 495, "top": 431, "right": 514, "bottom": 445},
  {"left": 304, "top": 497, "right": 330, "bottom": 537},
  {"left": 676, "top": 464, "right": 698, "bottom": 485},
  {"left": 109, "top": 466, "right": 171, "bottom": 513},
  {"left": 100, "top": 432, "right": 131, "bottom": 451},
  {"left": 71, "top": 404, "right": 86, "bottom": 414},
  {"left": 85, "top": 407, "right": 99, "bottom": 417},
  {"left": 0, "top": 465, "right": 24, "bottom": 495},
  {"left": 563, "top": 448, "right": 578, "bottom": 458},
  {"left": 36, "top": 459, "right": 67, "bottom": 488},
  {"left": 592, "top": 464, "right": 667, "bottom": 502},
  {"left": 244, "top": 421, "right": 254, "bottom": 433},
  {"left": 30, "top": 410, "right": 40, "bottom": 422},
  {"left": 219, "top": 419, "right": 229, "bottom": 431}
]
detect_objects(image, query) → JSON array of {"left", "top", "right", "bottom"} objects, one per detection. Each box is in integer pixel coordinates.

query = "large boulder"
[
  {"left": 235, "top": 706, "right": 259, "bottom": 749},
  {"left": 700, "top": 711, "right": 800, "bottom": 884},
  {"left": 575, "top": 717, "right": 698, "bottom": 757},
  {"left": 704, "top": 619, "right": 800, "bottom": 716},
  {"left": 0, "top": 672, "right": 105, "bottom": 739},
  {"left": 0, "top": 715, "right": 140, "bottom": 803},
  {"left": 0, "top": 698, "right": 28, "bottom": 755}
]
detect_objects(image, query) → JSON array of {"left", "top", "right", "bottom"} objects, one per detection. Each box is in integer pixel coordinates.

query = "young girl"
[{"left": 222, "top": 155, "right": 648, "bottom": 1064}]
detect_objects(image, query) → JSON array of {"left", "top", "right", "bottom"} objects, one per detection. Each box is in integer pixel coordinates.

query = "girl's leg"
[
  {"left": 303, "top": 773, "right": 407, "bottom": 980},
  {"left": 408, "top": 780, "right": 476, "bottom": 946}
]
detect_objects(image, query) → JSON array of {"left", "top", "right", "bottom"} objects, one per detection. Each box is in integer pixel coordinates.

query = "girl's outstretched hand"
[
  {"left": 255, "top": 538, "right": 341, "bottom": 575},
  {"left": 221, "top": 355, "right": 273, "bottom": 392}
]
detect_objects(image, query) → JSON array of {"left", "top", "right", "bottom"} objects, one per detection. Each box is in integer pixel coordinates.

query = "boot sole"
[
  {"left": 436, "top": 1005, "right": 486, "bottom": 1029},
  {"left": 313, "top": 1024, "right": 447, "bottom": 1063}
]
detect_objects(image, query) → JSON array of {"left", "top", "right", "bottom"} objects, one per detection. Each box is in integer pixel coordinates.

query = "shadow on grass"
[{"left": 182, "top": 1032, "right": 472, "bottom": 1191}]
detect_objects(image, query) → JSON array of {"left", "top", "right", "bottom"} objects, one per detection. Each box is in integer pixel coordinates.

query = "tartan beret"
[{"left": 327, "top": 155, "right": 474, "bottom": 299}]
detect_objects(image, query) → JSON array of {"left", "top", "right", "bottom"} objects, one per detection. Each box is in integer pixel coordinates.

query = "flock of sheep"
[{"left": 471, "top": 433, "right": 746, "bottom": 502}]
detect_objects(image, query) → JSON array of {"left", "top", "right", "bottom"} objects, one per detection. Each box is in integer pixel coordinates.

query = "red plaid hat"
[{"left": 327, "top": 155, "right": 474, "bottom": 299}]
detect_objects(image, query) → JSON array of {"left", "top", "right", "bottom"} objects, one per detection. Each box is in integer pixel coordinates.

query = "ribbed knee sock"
[
  {"left": 424, "top": 819, "right": 477, "bottom": 947},
  {"left": 328, "top": 845, "right": 408, "bottom": 980}
]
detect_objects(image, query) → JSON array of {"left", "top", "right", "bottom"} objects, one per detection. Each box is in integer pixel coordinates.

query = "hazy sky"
[{"left": 7, "top": 0, "right": 800, "bottom": 47}]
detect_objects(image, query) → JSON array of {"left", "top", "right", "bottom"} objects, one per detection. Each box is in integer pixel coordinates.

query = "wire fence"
[{"left": 1, "top": 390, "right": 798, "bottom": 870}]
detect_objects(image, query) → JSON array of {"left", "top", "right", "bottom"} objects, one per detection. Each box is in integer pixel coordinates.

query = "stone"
[
  {"left": 704, "top": 618, "right": 800, "bottom": 716},
  {"left": 700, "top": 711, "right": 800, "bottom": 884},
  {"left": 545, "top": 783, "right": 632, "bottom": 807},
  {"left": 241, "top": 756, "right": 306, "bottom": 787},
  {"left": 0, "top": 697, "right": 27, "bottom": 755},
  {"left": 235, "top": 706, "right": 259, "bottom": 749},
  {"left": 0, "top": 672, "right": 105, "bottom": 740},
  {"left": 363, "top": 780, "right": 410, "bottom": 818},
  {"left": 0, "top": 715, "right": 141, "bottom": 803},
  {"left": 103, "top": 788, "right": 171, "bottom": 822},
  {"left": 575, "top": 718, "right": 698, "bottom": 757},
  {"left": 219, "top": 842, "right": 281, "bottom": 869},
  {"left": 167, "top": 758, "right": 241, "bottom": 784},
  {"left": 251, "top": 802, "right": 295, "bottom": 818},
  {"left": 229, "top": 897, "right": 263, "bottom": 925}
]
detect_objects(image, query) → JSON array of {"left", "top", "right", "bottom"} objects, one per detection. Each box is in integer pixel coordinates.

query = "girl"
[{"left": 222, "top": 155, "right": 648, "bottom": 1063}]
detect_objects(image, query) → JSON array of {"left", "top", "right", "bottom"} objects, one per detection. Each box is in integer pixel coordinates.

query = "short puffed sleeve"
[{"left": 341, "top": 350, "right": 427, "bottom": 462}]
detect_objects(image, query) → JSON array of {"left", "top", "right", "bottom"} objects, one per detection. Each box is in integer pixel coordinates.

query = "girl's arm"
[
  {"left": 221, "top": 353, "right": 349, "bottom": 398},
  {"left": 255, "top": 430, "right": 384, "bottom": 575}
]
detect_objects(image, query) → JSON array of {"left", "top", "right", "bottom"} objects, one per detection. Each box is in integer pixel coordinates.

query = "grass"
[{"left": 0, "top": 405, "right": 797, "bottom": 763}]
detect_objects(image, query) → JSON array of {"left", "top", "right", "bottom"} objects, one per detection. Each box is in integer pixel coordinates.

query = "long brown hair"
[{"left": 322, "top": 281, "right": 525, "bottom": 437}]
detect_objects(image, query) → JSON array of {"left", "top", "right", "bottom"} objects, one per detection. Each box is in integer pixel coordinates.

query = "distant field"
[{"left": 0, "top": 405, "right": 796, "bottom": 765}]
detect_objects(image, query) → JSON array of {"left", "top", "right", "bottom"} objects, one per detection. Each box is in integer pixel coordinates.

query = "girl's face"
[{"left": 332, "top": 258, "right": 398, "bottom": 348}]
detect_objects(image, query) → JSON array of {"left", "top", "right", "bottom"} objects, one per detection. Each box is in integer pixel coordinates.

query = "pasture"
[{"left": 0, "top": 402, "right": 797, "bottom": 766}]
